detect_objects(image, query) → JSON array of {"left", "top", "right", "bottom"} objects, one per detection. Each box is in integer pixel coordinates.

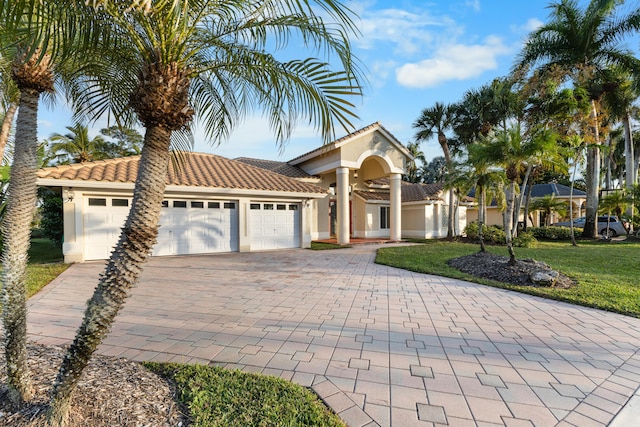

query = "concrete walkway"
[{"left": 27, "top": 245, "right": 640, "bottom": 426}]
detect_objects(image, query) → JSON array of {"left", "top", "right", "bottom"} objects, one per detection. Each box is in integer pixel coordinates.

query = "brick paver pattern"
[{"left": 27, "top": 245, "right": 640, "bottom": 426}]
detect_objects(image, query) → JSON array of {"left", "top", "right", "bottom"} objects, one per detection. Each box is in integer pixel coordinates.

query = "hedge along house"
[
  {"left": 37, "top": 122, "right": 468, "bottom": 262},
  {"left": 466, "top": 183, "right": 587, "bottom": 228}
]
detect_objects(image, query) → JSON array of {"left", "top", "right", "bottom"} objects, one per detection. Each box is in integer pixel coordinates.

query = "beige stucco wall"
[{"left": 294, "top": 130, "right": 406, "bottom": 176}]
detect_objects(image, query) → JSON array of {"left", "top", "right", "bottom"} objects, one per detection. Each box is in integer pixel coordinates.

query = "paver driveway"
[{"left": 27, "top": 245, "right": 640, "bottom": 426}]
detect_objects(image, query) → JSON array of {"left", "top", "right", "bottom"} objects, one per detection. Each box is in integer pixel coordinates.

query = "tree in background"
[
  {"left": 517, "top": 0, "right": 640, "bottom": 238},
  {"left": 403, "top": 141, "right": 425, "bottom": 183},
  {"left": 100, "top": 125, "right": 143, "bottom": 157},
  {"left": 530, "top": 195, "right": 567, "bottom": 226},
  {"left": 421, "top": 156, "right": 446, "bottom": 184},
  {"left": 47, "top": 123, "right": 109, "bottom": 164},
  {"left": 413, "top": 102, "right": 458, "bottom": 238}
]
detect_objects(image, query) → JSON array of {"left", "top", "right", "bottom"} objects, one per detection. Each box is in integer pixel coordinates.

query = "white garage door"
[
  {"left": 84, "top": 197, "right": 238, "bottom": 260},
  {"left": 250, "top": 202, "right": 300, "bottom": 250}
]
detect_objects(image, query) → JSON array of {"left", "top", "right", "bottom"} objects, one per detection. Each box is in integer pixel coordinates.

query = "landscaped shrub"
[
  {"left": 513, "top": 231, "right": 537, "bottom": 247},
  {"left": 38, "top": 195, "right": 64, "bottom": 245},
  {"left": 464, "top": 222, "right": 506, "bottom": 244},
  {"left": 528, "top": 226, "right": 581, "bottom": 240}
]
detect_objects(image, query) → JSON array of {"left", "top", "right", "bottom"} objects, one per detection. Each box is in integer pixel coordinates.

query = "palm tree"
[
  {"left": 454, "top": 147, "right": 505, "bottom": 252},
  {"left": 0, "top": 62, "right": 19, "bottom": 160},
  {"left": 0, "top": 0, "right": 106, "bottom": 404},
  {"left": 530, "top": 194, "right": 567, "bottom": 226},
  {"left": 414, "top": 102, "right": 457, "bottom": 238},
  {"left": 601, "top": 69, "right": 639, "bottom": 192},
  {"left": 599, "top": 190, "right": 632, "bottom": 235},
  {"left": 48, "top": 123, "right": 109, "bottom": 164},
  {"left": 0, "top": 46, "right": 55, "bottom": 405},
  {"left": 404, "top": 141, "right": 425, "bottom": 183},
  {"left": 517, "top": 0, "right": 640, "bottom": 238},
  {"left": 47, "top": 1, "right": 363, "bottom": 424},
  {"left": 482, "top": 125, "right": 553, "bottom": 264}
]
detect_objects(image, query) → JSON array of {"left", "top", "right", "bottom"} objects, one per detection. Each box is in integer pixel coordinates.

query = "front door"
[{"left": 329, "top": 199, "right": 352, "bottom": 238}]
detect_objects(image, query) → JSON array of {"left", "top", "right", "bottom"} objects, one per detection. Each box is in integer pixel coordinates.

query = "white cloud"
[
  {"left": 510, "top": 18, "right": 544, "bottom": 35},
  {"left": 352, "top": 5, "right": 459, "bottom": 56},
  {"left": 395, "top": 36, "right": 511, "bottom": 88},
  {"left": 465, "top": 0, "right": 481, "bottom": 12},
  {"left": 191, "top": 115, "right": 322, "bottom": 160}
]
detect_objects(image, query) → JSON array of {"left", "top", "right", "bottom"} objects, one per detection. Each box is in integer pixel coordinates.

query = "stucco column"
[
  {"left": 390, "top": 172, "right": 401, "bottom": 241},
  {"left": 336, "top": 167, "right": 350, "bottom": 244}
]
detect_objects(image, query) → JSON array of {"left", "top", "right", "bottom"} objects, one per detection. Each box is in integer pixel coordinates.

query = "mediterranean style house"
[{"left": 36, "top": 122, "right": 468, "bottom": 262}]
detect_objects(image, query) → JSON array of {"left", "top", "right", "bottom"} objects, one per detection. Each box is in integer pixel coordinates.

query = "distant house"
[
  {"left": 467, "top": 183, "right": 587, "bottom": 228},
  {"left": 37, "top": 122, "right": 468, "bottom": 263}
]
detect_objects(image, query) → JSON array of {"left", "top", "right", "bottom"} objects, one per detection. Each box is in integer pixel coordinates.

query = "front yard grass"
[
  {"left": 146, "top": 363, "right": 346, "bottom": 427},
  {"left": 376, "top": 239, "right": 640, "bottom": 318},
  {"left": 18, "top": 238, "right": 69, "bottom": 297}
]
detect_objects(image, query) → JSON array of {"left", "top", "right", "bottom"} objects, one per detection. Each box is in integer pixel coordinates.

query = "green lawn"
[
  {"left": 20, "top": 238, "right": 69, "bottom": 297},
  {"left": 376, "top": 239, "right": 640, "bottom": 317},
  {"left": 146, "top": 363, "right": 345, "bottom": 427}
]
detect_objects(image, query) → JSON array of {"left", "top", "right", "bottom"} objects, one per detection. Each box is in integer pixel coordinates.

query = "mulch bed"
[
  {"left": 448, "top": 251, "right": 575, "bottom": 288},
  {"left": 0, "top": 345, "right": 187, "bottom": 426}
]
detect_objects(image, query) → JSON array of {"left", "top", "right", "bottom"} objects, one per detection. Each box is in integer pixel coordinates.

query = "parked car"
[{"left": 551, "top": 215, "right": 628, "bottom": 237}]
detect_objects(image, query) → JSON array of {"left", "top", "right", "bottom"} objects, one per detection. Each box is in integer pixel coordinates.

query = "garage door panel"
[
  {"left": 85, "top": 198, "right": 238, "bottom": 260},
  {"left": 250, "top": 202, "right": 300, "bottom": 250}
]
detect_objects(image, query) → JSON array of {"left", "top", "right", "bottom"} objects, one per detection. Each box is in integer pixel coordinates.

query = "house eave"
[{"left": 36, "top": 178, "right": 328, "bottom": 199}]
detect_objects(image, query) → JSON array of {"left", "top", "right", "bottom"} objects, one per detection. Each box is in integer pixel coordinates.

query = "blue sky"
[{"left": 36, "top": 0, "right": 634, "bottom": 163}]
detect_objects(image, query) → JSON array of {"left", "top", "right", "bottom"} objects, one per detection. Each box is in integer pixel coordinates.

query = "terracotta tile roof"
[
  {"left": 354, "top": 190, "right": 389, "bottom": 201},
  {"left": 355, "top": 182, "right": 444, "bottom": 203},
  {"left": 234, "top": 157, "right": 314, "bottom": 179},
  {"left": 37, "top": 153, "right": 327, "bottom": 194},
  {"left": 403, "top": 182, "right": 445, "bottom": 202}
]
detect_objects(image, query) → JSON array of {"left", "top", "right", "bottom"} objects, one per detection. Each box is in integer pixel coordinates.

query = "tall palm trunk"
[
  {"left": 48, "top": 125, "right": 172, "bottom": 426},
  {"left": 0, "top": 102, "right": 18, "bottom": 161},
  {"left": 438, "top": 134, "right": 455, "bottom": 238},
  {"left": 1, "top": 89, "right": 39, "bottom": 405},
  {"left": 503, "top": 180, "right": 516, "bottom": 265},
  {"left": 477, "top": 185, "right": 486, "bottom": 253},
  {"left": 623, "top": 113, "right": 635, "bottom": 224},
  {"left": 583, "top": 99, "right": 601, "bottom": 238}
]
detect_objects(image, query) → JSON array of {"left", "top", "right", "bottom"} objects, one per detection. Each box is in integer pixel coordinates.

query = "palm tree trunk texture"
[
  {"left": 0, "top": 102, "right": 18, "bottom": 161},
  {"left": 624, "top": 115, "right": 635, "bottom": 189},
  {"left": 515, "top": 164, "right": 534, "bottom": 235},
  {"left": 478, "top": 186, "right": 486, "bottom": 253},
  {"left": 503, "top": 181, "right": 517, "bottom": 265},
  {"left": 47, "top": 125, "right": 172, "bottom": 426},
  {"left": 1, "top": 90, "right": 40, "bottom": 405},
  {"left": 583, "top": 100, "right": 600, "bottom": 238},
  {"left": 447, "top": 187, "right": 455, "bottom": 238},
  {"left": 439, "top": 135, "right": 455, "bottom": 239}
]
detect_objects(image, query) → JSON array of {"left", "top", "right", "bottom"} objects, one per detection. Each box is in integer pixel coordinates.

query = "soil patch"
[
  {"left": 447, "top": 251, "right": 575, "bottom": 288},
  {"left": 0, "top": 345, "right": 187, "bottom": 426}
]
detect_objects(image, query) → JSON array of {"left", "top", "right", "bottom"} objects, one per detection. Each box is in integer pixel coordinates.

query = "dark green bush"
[
  {"left": 464, "top": 222, "right": 506, "bottom": 244},
  {"left": 513, "top": 231, "right": 537, "bottom": 247},
  {"left": 528, "top": 226, "right": 581, "bottom": 240},
  {"left": 38, "top": 195, "right": 64, "bottom": 245}
]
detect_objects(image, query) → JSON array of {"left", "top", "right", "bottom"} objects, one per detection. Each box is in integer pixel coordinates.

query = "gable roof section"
[
  {"left": 288, "top": 122, "right": 412, "bottom": 165},
  {"left": 37, "top": 152, "right": 327, "bottom": 194},
  {"left": 234, "top": 157, "right": 314, "bottom": 179},
  {"left": 355, "top": 181, "right": 445, "bottom": 203}
]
